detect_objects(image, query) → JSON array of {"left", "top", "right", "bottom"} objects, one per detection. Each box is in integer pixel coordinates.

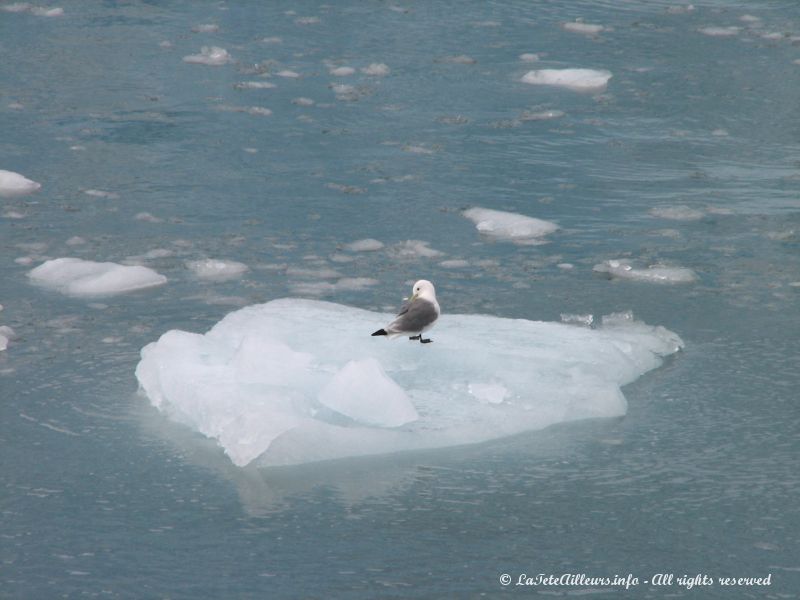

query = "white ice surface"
[
  {"left": 29, "top": 258, "right": 167, "bottom": 297},
  {"left": 463, "top": 207, "right": 558, "bottom": 245},
  {"left": 562, "top": 21, "right": 605, "bottom": 34},
  {"left": 136, "top": 299, "right": 683, "bottom": 467},
  {"left": 593, "top": 260, "right": 698, "bottom": 284},
  {"left": 0, "top": 169, "right": 41, "bottom": 198},
  {"left": 521, "top": 68, "right": 612, "bottom": 92}
]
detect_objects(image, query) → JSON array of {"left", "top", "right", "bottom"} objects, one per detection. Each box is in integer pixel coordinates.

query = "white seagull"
[{"left": 371, "top": 279, "right": 440, "bottom": 344}]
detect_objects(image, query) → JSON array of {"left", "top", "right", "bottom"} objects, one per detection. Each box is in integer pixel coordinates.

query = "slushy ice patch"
[{"left": 136, "top": 299, "right": 683, "bottom": 467}]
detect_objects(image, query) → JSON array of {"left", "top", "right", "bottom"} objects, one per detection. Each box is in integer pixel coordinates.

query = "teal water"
[{"left": 2, "top": 1, "right": 799, "bottom": 598}]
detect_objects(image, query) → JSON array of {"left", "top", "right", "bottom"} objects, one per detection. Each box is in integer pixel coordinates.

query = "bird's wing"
[{"left": 388, "top": 298, "right": 438, "bottom": 333}]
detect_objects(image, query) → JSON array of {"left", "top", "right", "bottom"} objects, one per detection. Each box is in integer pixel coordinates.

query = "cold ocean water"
[{"left": 1, "top": 1, "right": 799, "bottom": 598}]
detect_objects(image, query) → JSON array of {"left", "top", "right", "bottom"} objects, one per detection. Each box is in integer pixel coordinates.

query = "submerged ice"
[{"left": 136, "top": 299, "right": 683, "bottom": 467}]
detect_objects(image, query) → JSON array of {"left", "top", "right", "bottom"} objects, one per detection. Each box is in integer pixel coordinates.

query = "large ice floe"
[
  {"left": 136, "top": 299, "right": 683, "bottom": 468},
  {"left": 463, "top": 207, "right": 558, "bottom": 245},
  {"left": 29, "top": 258, "right": 167, "bottom": 297}
]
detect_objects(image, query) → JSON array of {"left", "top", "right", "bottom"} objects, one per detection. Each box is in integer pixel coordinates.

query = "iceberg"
[
  {"left": 29, "top": 258, "right": 167, "bottom": 297},
  {"left": 136, "top": 299, "right": 683, "bottom": 468},
  {"left": 463, "top": 207, "right": 558, "bottom": 245}
]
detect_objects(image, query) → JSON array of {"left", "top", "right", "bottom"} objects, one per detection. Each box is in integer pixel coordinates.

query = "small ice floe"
[
  {"left": 463, "top": 207, "right": 558, "bottom": 245},
  {"left": 593, "top": 260, "right": 698, "bottom": 284},
  {"left": 191, "top": 23, "right": 219, "bottom": 33},
  {"left": 0, "top": 169, "right": 41, "bottom": 198},
  {"left": 436, "top": 115, "right": 469, "bottom": 125},
  {"left": 182, "top": 46, "right": 232, "bottom": 66},
  {"left": 344, "top": 238, "right": 384, "bottom": 252},
  {"left": 84, "top": 189, "right": 119, "bottom": 199},
  {"left": 519, "top": 53, "right": 540, "bottom": 62},
  {"left": 437, "top": 54, "right": 477, "bottom": 65},
  {"left": 402, "top": 144, "right": 435, "bottom": 154},
  {"left": 666, "top": 4, "right": 695, "bottom": 14},
  {"left": 261, "top": 36, "right": 282, "bottom": 44},
  {"left": 217, "top": 105, "right": 272, "bottom": 116},
  {"left": 159, "top": 40, "right": 173, "bottom": 49},
  {"left": 439, "top": 259, "right": 470, "bottom": 269},
  {"left": 739, "top": 15, "right": 761, "bottom": 24},
  {"left": 521, "top": 68, "right": 613, "bottom": 93},
  {"left": 234, "top": 81, "right": 277, "bottom": 90},
  {"left": 331, "top": 83, "right": 360, "bottom": 101},
  {"left": 649, "top": 205, "right": 705, "bottom": 221},
  {"left": 1, "top": 3, "right": 63, "bottom": 16},
  {"left": 698, "top": 26, "right": 741, "bottom": 37},
  {"left": 289, "top": 277, "right": 379, "bottom": 297},
  {"left": 186, "top": 259, "right": 249, "bottom": 282},
  {"left": 28, "top": 258, "right": 167, "bottom": 297},
  {"left": 0, "top": 325, "right": 17, "bottom": 351},
  {"left": 8, "top": 101, "right": 24, "bottom": 110},
  {"left": 361, "top": 63, "right": 390, "bottom": 76},
  {"left": 389, "top": 240, "right": 443, "bottom": 259},
  {"left": 519, "top": 108, "right": 565, "bottom": 121},
  {"left": 562, "top": 21, "right": 605, "bottom": 35},
  {"left": 3, "top": 210, "right": 26, "bottom": 219},
  {"left": 66, "top": 236, "right": 86, "bottom": 246},
  {"left": 329, "top": 66, "right": 355, "bottom": 76},
  {"left": 561, "top": 313, "right": 593, "bottom": 327},
  {"left": 135, "top": 212, "right": 163, "bottom": 223},
  {"left": 295, "top": 16, "right": 320, "bottom": 25},
  {"left": 276, "top": 69, "right": 300, "bottom": 78},
  {"left": 325, "top": 182, "right": 366, "bottom": 194},
  {"left": 292, "top": 97, "right": 315, "bottom": 106}
]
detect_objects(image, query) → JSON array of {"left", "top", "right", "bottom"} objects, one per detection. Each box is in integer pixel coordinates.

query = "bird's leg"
[
  {"left": 420, "top": 337, "right": 432, "bottom": 344},
  {"left": 409, "top": 334, "right": 421, "bottom": 341}
]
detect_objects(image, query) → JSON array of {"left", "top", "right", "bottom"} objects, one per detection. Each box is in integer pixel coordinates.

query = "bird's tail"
[{"left": 371, "top": 328, "right": 388, "bottom": 337}]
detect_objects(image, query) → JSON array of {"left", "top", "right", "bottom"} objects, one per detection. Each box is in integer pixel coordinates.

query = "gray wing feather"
[{"left": 388, "top": 298, "right": 438, "bottom": 333}]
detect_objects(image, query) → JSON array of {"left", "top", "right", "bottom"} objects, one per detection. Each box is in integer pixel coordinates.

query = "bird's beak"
[{"left": 409, "top": 292, "right": 419, "bottom": 302}]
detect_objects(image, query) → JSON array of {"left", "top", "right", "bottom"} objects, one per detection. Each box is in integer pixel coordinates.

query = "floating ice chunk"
[
  {"left": 698, "top": 26, "right": 740, "bottom": 37},
  {"left": 276, "top": 69, "right": 300, "bottom": 78},
  {"left": 521, "top": 68, "right": 612, "bottom": 93},
  {"left": 66, "top": 236, "right": 86, "bottom": 246},
  {"left": 649, "top": 205, "right": 705, "bottom": 221},
  {"left": 192, "top": 23, "right": 219, "bottom": 33},
  {"left": 561, "top": 313, "right": 593, "bottom": 327},
  {"left": 2, "top": 3, "right": 62, "bottom": 16},
  {"left": 262, "top": 36, "right": 282, "bottom": 44},
  {"left": 562, "top": 21, "right": 605, "bottom": 35},
  {"left": 329, "top": 66, "right": 355, "bottom": 76},
  {"left": 593, "top": 260, "right": 698, "bottom": 284},
  {"left": 135, "top": 212, "right": 163, "bottom": 223},
  {"left": 666, "top": 4, "right": 695, "bottom": 14},
  {"left": 187, "top": 259, "right": 248, "bottom": 282},
  {"left": 28, "top": 258, "right": 167, "bottom": 297},
  {"left": 361, "top": 63, "right": 390, "bottom": 76},
  {"left": 292, "top": 97, "right": 315, "bottom": 106},
  {"left": 319, "top": 358, "right": 418, "bottom": 427},
  {"left": 438, "top": 55, "right": 476, "bottom": 64},
  {"left": 234, "top": 81, "right": 277, "bottom": 90},
  {"left": 344, "top": 238, "right": 384, "bottom": 252},
  {"left": 135, "top": 299, "right": 683, "bottom": 467},
  {"left": 519, "top": 53, "right": 540, "bottom": 62},
  {"left": 183, "top": 46, "right": 232, "bottom": 66},
  {"left": 463, "top": 207, "right": 558, "bottom": 245},
  {"left": 389, "top": 240, "right": 443, "bottom": 259},
  {"left": 84, "top": 189, "right": 119, "bottom": 199},
  {"left": 295, "top": 16, "right": 320, "bottom": 25},
  {"left": 3, "top": 210, "right": 25, "bottom": 219},
  {"left": 0, "top": 169, "right": 41, "bottom": 198},
  {"left": 439, "top": 259, "right": 470, "bottom": 269},
  {"left": 520, "top": 109, "right": 566, "bottom": 121}
]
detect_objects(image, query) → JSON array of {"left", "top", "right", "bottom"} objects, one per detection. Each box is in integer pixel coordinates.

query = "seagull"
[{"left": 371, "top": 280, "right": 440, "bottom": 344}]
